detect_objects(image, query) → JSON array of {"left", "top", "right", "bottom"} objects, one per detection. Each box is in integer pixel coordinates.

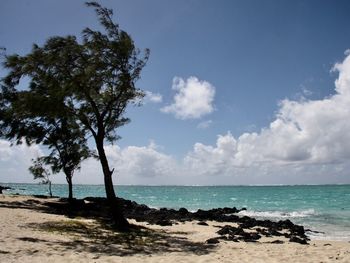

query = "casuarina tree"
[
  {"left": 0, "top": 2, "right": 149, "bottom": 228},
  {"left": 29, "top": 158, "right": 53, "bottom": 198}
]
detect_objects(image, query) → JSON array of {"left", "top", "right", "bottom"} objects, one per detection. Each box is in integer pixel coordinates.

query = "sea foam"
[{"left": 238, "top": 209, "right": 316, "bottom": 219}]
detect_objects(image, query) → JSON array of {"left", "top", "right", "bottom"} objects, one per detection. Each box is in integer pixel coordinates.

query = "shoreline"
[
  {"left": 1, "top": 184, "right": 349, "bottom": 241},
  {"left": 0, "top": 194, "right": 349, "bottom": 262}
]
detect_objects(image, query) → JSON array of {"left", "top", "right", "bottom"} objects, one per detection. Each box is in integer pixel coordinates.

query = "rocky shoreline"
[
  {"left": 0, "top": 188, "right": 311, "bottom": 245},
  {"left": 44, "top": 196, "right": 310, "bottom": 245},
  {"left": 1, "top": 194, "right": 349, "bottom": 263}
]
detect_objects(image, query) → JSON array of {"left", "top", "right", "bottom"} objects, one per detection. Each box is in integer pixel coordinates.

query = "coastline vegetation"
[{"left": 0, "top": 1, "right": 148, "bottom": 229}]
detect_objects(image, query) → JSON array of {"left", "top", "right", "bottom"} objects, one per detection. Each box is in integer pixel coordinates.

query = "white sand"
[{"left": 0, "top": 195, "right": 349, "bottom": 262}]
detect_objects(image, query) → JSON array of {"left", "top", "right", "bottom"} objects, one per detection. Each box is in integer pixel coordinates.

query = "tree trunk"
[
  {"left": 66, "top": 173, "right": 73, "bottom": 201},
  {"left": 96, "top": 139, "right": 117, "bottom": 200},
  {"left": 95, "top": 137, "right": 129, "bottom": 230}
]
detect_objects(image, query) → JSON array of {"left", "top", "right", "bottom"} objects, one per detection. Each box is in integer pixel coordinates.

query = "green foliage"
[
  {"left": 1, "top": 1, "right": 149, "bottom": 144},
  {"left": 29, "top": 158, "right": 53, "bottom": 197},
  {"left": 0, "top": 1, "right": 149, "bottom": 206},
  {"left": 0, "top": 74, "right": 92, "bottom": 188},
  {"left": 29, "top": 158, "right": 50, "bottom": 182}
]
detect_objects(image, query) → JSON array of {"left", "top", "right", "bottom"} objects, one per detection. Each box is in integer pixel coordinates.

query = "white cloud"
[
  {"left": 184, "top": 52, "right": 350, "bottom": 181},
  {"left": 184, "top": 132, "right": 238, "bottom": 176},
  {"left": 75, "top": 141, "right": 178, "bottom": 185},
  {"left": 197, "top": 120, "right": 213, "bottom": 129},
  {"left": 144, "top": 91, "right": 163, "bottom": 103},
  {"left": 0, "top": 140, "right": 42, "bottom": 183},
  {"left": 104, "top": 142, "right": 177, "bottom": 179},
  {"left": 2, "top": 53, "right": 350, "bottom": 185},
  {"left": 161, "top": 76, "right": 215, "bottom": 119}
]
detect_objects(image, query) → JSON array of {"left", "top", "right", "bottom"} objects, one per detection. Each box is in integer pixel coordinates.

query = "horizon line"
[{"left": 1, "top": 182, "right": 350, "bottom": 187}]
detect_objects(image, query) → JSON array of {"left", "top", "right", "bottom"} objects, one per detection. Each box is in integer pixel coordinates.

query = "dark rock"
[
  {"left": 194, "top": 209, "right": 210, "bottom": 220},
  {"left": 193, "top": 207, "right": 242, "bottom": 222},
  {"left": 291, "top": 225, "right": 305, "bottom": 236},
  {"left": 206, "top": 237, "right": 220, "bottom": 244},
  {"left": 217, "top": 225, "right": 242, "bottom": 235},
  {"left": 33, "top": 195, "right": 51, "bottom": 199},
  {"left": 268, "top": 228, "right": 284, "bottom": 237},
  {"left": 197, "top": 221, "right": 209, "bottom": 226},
  {"left": 248, "top": 232, "right": 261, "bottom": 241},
  {"left": 279, "top": 219, "right": 294, "bottom": 228},
  {"left": 238, "top": 231, "right": 261, "bottom": 242},
  {"left": 270, "top": 240, "right": 284, "bottom": 244},
  {"left": 84, "top": 196, "right": 108, "bottom": 203},
  {"left": 0, "top": 185, "right": 12, "bottom": 194},
  {"left": 70, "top": 199, "right": 86, "bottom": 208},
  {"left": 220, "top": 207, "right": 240, "bottom": 214},
  {"left": 289, "top": 235, "right": 308, "bottom": 245},
  {"left": 216, "top": 225, "right": 261, "bottom": 242},
  {"left": 155, "top": 220, "right": 172, "bottom": 226},
  {"left": 178, "top": 207, "right": 189, "bottom": 214},
  {"left": 225, "top": 214, "right": 240, "bottom": 222},
  {"left": 239, "top": 216, "right": 257, "bottom": 229},
  {"left": 228, "top": 236, "right": 240, "bottom": 242},
  {"left": 255, "top": 228, "right": 272, "bottom": 237}
]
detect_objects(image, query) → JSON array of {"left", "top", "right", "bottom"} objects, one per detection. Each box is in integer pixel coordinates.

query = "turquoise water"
[{"left": 2, "top": 183, "right": 350, "bottom": 241}]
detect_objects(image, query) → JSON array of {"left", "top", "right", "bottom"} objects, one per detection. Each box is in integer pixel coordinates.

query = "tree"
[
  {"left": 32, "top": 117, "right": 92, "bottom": 200},
  {"left": 1, "top": 2, "right": 149, "bottom": 228},
  {"left": 0, "top": 81, "right": 92, "bottom": 201},
  {"left": 42, "top": 120, "right": 92, "bottom": 200},
  {"left": 29, "top": 158, "right": 53, "bottom": 197}
]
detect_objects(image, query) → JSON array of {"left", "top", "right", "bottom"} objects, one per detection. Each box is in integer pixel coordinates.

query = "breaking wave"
[{"left": 238, "top": 209, "right": 316, "bottom": 219}]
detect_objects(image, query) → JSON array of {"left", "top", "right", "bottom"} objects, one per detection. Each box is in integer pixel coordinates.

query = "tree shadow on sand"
[
  {"left": 21, "top": 220, "right": 215, "bottom": 257},
  {"left": 0, "top": 197, "right": 215, "bottom": 257}
]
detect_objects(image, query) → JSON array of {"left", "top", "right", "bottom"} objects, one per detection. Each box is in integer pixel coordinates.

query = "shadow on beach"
[
  {"left": 22, "top": 221, "right": 215, "bottom": 257},
  {"left": 0, "top": 196, "right": 216, "bottom": 257},
  {"left": 0, "top": 193, "right": 312, "bottom": 258}
]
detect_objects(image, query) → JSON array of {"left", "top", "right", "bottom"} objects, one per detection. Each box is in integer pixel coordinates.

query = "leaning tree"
[{"left": 1, "top": 2, "right": 149, "bottom": 228}]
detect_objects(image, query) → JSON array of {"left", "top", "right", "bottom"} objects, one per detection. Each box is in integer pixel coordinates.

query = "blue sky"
[{"left": 1, "top": 0, "right": 350, "bottom": 185}]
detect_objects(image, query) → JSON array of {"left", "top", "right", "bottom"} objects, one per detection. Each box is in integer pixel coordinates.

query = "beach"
[
  {"left": 3, "top": 184, "right": 350, "bottom": 241},
  {"left": 0, "top": 195, "right": 349, "bottom": 263}
]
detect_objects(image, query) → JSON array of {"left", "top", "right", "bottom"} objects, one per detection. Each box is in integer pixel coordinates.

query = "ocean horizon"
[{"left": 1, "top": 183, "right": 350, "bottom": 241}]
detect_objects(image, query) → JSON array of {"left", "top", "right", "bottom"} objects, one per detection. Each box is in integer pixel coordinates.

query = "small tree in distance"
[{"left": 29, "top": 158, "right": 53, "bottom": 197}]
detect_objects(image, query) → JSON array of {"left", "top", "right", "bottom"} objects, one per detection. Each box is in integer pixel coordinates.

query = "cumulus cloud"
[
  {"left": 104, "top": 142, "right": 177, "bottom": 178},
  {"left": 0, "top": 140, "right": 42, "bottom": 183},
  {"left": 184, "top": 51, "right": 350, "bottom": 180},
  {"left": 161, "top": 77, "right": 215, "bottom": 119},
  {"left": 2, "top": 53, "right": 350, "bottom": 185},
  {"left": 184, "top": 132, "right": 238, "bottom": 176},
  {"left": 75, "top": 141, "right": 179, "bottom": 185}
]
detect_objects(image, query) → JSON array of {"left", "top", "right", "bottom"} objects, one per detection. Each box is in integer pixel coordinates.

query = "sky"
[{"left": 1, "top": 0, "right": 350, "bottom": 185}]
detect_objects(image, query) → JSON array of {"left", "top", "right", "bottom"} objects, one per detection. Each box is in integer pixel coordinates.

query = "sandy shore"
[{"left": 0, "top": 195, "right": 349, "bottom": 263}]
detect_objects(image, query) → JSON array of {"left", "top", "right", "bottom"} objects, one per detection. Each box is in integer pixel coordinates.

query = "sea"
[{"left": 1, "top": 183, "right": 350, "bottom": 241}]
